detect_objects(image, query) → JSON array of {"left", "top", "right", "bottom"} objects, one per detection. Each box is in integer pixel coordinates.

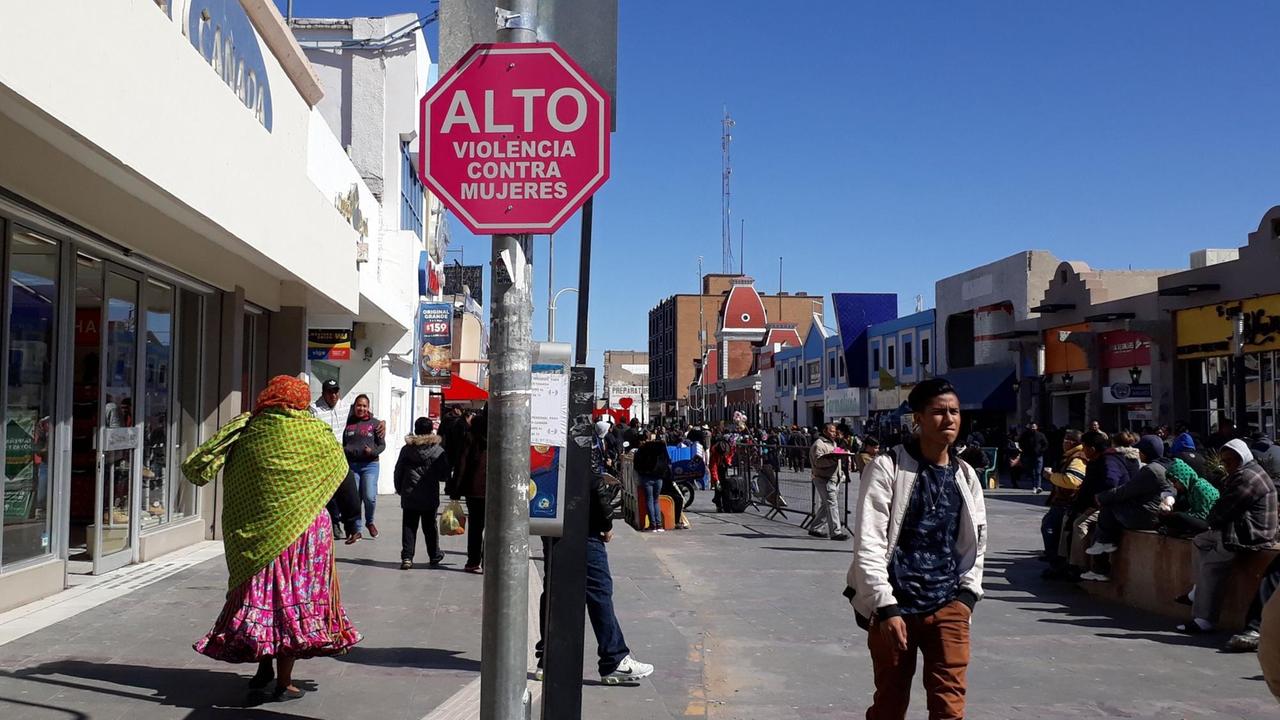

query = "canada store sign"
[{"left": 159, "top": 1, "right": 274, "bottom": 130}]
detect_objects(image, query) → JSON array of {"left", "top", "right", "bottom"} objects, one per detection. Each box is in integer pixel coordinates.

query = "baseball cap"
[{"left": 322, "top": 379, "right": 340, "bottom": 392}]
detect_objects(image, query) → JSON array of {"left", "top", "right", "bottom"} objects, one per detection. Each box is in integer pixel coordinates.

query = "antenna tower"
[{"left": 721, "top": 107, "right": 735, "bottom": 274}]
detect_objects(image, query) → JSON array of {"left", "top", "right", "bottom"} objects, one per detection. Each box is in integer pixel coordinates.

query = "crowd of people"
[
  {"left": 174, "top": 372, "right": 1279, "bottom": 707},
  {"left": 1033, "top": 417, "right": 1280, "bottom": 654}
]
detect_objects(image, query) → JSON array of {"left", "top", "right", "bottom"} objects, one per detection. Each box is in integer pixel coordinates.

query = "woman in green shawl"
[{"left": 185, "top": 375, "right": 361, "bottom": 700}]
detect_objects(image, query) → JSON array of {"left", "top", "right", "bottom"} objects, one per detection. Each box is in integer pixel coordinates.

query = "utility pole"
[
  {"left": 721, "top": 107, "right": 735, "bottom": 274},
  {"left": 483, "top": 3, "right": 536, "bottom": 718},
  {"left": 777, "top": 255, "right": 783, "bottom": 320},
  {"left": 547, "top": 233, "right": 554, "bottom": 339}
]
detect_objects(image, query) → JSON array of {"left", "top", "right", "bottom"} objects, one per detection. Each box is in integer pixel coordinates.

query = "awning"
[
  {"left": 942, "top": 365, "right": 1016, "bottom": 412},
  {"left": 441, "top": 376, "right": 489, "bottom": 402}
]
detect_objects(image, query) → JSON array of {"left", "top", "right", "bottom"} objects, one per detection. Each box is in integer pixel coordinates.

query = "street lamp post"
[{"left": 548, "top": 287, "right": 578, "bottom": 342}]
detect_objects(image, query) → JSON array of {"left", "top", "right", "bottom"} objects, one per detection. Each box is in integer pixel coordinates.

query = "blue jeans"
[
  {"left": 535, "top": 536, "right": 630, "bottom": 676},
  {"left": 640, "top": 475, "right": 663, "bottom": 530},
  {"left": 585, "top": 537, "right": 630, "bottom": 673},
  {"left": 1042, "top": 505, "right": 1066, "bottom": 558},
  {"left": 349, "top": 460, "right": 380, "bottom": 532}
]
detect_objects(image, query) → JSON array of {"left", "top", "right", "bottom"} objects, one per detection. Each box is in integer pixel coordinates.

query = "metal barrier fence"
[{"left": 721, "top": 442, "right": 852, "bottom": 531}]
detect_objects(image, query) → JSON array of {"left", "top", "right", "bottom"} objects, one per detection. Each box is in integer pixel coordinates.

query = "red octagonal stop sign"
[{"left": 418, "top": 43, "right": 610, "bottom": 235}]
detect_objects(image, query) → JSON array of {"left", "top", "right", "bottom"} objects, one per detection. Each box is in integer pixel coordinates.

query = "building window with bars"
[{"left": 400, "top": 142, "right": 425, "bottom": 240}]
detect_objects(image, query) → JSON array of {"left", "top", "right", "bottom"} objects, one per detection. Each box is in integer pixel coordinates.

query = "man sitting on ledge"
[
  {"left": 1083, "top": 435, "right": 1174, "bottom": 582},
  {"left": 1177, "top": 438, "right": 1278, "bottom": 634}
]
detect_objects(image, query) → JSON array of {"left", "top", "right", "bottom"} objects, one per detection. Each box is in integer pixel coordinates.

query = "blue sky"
[{"left": 280, "top": 1, "right": 1280, "bottom": 370}]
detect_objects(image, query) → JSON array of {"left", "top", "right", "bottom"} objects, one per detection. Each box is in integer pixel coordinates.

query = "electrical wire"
[{"left": 292, "top": 10, "right": 438, "bottom": 50}]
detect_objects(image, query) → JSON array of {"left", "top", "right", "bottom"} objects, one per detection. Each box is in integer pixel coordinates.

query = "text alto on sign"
[{"left": 419, "top": 43, "right": 610, "bottom": 234}]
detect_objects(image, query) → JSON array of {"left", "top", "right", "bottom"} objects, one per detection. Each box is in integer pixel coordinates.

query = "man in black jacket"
[
  {"left": 1018, "top": 423, "right": 1049, "bottom": 493},
  {"left": 393, "top": 417, "right": 449, "bottom": 570},
  {"left": 534, "top": 421, "right": 654, "bottom": 685},
  {"left": 1082, "top": 435, "right": 1173, "bottom": 582}
]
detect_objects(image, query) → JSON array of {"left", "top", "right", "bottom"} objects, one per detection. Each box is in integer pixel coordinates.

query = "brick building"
[{"left": 647, "top": 273, "right": 820, "bottom": 420}]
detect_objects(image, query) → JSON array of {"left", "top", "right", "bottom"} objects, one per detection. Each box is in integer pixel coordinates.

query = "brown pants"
[{"left": 866, "top": 600, "right": 971, "bottom": 720}]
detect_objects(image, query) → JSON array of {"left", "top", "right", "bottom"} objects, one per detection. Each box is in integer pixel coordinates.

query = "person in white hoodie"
[{"left": 845, "top": 378, "right": 987, "bottom": 720}]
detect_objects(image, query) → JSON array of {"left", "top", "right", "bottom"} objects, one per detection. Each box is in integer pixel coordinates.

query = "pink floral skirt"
[{"left": 194, "top": 512, "right": 361, "bottom": 662}]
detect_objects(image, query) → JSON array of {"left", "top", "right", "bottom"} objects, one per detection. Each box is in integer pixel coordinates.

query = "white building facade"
[
  {"left": 292, "top": 14, "right": 448, "bottom": 488},
  {"left": 0, "top": 1, "right": 421, "bottom": 611}
]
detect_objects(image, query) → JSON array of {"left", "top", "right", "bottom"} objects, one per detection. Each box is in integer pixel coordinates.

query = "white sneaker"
[
  {"left": 601, "top": 655, "right": 654, "bottom": 685},
  {"left": 654, "top": 528, "right": 665, "bottom": 533},
  {"left": 1085, "top": 542, "right": 1118, "bottom": 556},
  {"left": 534, "top": 668, "right": 544, "bottom": 681},
  {"left": 1079, "top": 571, "right": 1110, "bottom": 582}
]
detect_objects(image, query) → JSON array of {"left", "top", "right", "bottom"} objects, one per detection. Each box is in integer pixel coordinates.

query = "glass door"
[
  {"left": 68, "top": 256, "right": 144, "bottom": 576},
  {"left": 93, "top": 267, "right": 142, "bottom": 575}
]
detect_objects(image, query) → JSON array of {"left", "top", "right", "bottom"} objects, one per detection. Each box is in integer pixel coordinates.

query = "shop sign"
[
  {"left": 5, "top": 418, "right": 33, "bottom": 483},
  {"left": 416, "top": 303, "right": 453, "bottom": 386},
  {"left": 443, "top": 264, "right": 485, "bottom": 304},
  {"left": 1103, "top": 382, "right": 1152, "bottom": 404},
  {"left": 1176, "top": 295, "right": 1280, "bottom": 359},
  {"left": 179, "top": 1, "right": 273, "bottom": 130},
  {"left": 307, "top": 329, "right": 352, "bottom": 361},
  {"left": 1043, "top": 323, "right": 1090, "bottom": 374},
  {"left": 1099, "top": 330, "right": 1152, "bottom": 368},
  {"left": 825, "top": 387, "right": 864, "bottom": 420},
  {"left": 335, "top": 184, "right": 370, "bottom": 238}
]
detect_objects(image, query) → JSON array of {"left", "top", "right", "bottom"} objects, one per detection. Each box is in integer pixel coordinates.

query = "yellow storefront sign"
[{"left": 1176, "top": 294, "right": 1280, "bottom": 359}]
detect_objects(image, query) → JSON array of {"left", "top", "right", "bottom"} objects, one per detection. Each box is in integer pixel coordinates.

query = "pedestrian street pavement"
[{"left": 0, "top": 492, "right": 1277, "bottom": 719}]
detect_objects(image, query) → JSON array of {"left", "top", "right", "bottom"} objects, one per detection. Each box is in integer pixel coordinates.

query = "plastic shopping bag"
[{"left": 439, "top": 500, "right": 467, "bottom": 536}]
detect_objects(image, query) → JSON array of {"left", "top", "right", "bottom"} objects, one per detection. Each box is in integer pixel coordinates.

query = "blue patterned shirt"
[{"left": 888, "top": 461, "right": 963, "bottom": 615}]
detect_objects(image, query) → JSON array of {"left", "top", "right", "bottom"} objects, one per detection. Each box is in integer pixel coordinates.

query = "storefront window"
[
  {"left": 140, "top": 280, "right": 173, "bottom": 529},
  {"left": 3, "top": 229, "right": 59, "bottom": 565}
]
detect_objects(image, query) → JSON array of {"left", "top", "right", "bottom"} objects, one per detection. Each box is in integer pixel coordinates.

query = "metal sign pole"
[{"left": 481, "top": 3, "right": 537, "bottom": 718}]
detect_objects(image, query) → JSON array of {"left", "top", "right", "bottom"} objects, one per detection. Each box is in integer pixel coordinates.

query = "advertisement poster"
[
  {"left": 530, "top": 363, "right": 568, "bottom": 448},
  {"left": 529, "top": 445, "right": 560, "bottom": 521},
  {"left": 416, "top": 303, "right": 453, "bottom": 386},
  {"left": 307, "top": 329, "right": 352, "bottom": 361},
  {"left": 529, "top": 342, "right": 571, "bottom": 537}
]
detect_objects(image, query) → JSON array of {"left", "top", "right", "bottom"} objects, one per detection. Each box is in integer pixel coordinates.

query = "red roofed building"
[{"left": 649, "top": 273, "right": 823, "bottom": 422}]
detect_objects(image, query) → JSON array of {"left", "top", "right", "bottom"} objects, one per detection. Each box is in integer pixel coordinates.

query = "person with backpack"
[{"left": 845, "top": 378, "right": 987, "bottom": 720}]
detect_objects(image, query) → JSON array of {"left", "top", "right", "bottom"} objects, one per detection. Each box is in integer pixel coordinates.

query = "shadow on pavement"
[
  {"left": 760, "top": 545, "right": 849, "bottom": 554},
  {"left": 185, "top": 709, "right": 315, "bottom": 719},
  {"left": 3, "top": 660, "right": 319, "bottom": 710},
  {"left": 333, "top": 646, "right": 480, "bottom": 671},
  {"left": 0, "top": 696, "right": 90, "bottom": 719},
  {"left": 983, "top": 551, "right": 1227, "bottom": 647},
  {"left": 721, "top": 532, "right": 808, "bottom": 541},
  {"left": 984, "top": 492, "right": 1053, "bottom": 508}
]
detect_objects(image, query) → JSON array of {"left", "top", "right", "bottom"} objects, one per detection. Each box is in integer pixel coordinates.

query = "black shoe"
[
  {"left": 808, "top": 530, "right": 826, "bottom": 538},
  {"left": 248, "top": 663, "right": 275, "bottom": 690},
  {"left": 429, "top": 553, "right": 445, "bottom": 566},
  {"left": 831, "top": 533, "right": 850, "bottom": 541},
  {"left": 332, "top": 526, "right": 345, "bottom": 540},
  {"left": 400, "top": 559, "right": 413, "bottom": 570},
  {"left": 1174, "top": 592, "right": 1193, "bottom": 607}
]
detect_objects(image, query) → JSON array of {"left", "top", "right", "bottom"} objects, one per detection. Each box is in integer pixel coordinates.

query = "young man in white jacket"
[{"left": 846, "top": 378, "right": 987, "bottom": 720}]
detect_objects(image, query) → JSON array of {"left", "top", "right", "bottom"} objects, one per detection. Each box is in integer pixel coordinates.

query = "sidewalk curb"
[{"left": 420, "top": 558, "right": 542, "bottom": 720}]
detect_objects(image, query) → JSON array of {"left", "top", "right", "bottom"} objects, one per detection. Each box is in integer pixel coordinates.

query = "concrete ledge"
[
  {"left": 1081, "top": 530, "right": 1279, "bottom": 631},
  {"left": 0, "top": 559, "right": 64, "bottom": 615}
]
